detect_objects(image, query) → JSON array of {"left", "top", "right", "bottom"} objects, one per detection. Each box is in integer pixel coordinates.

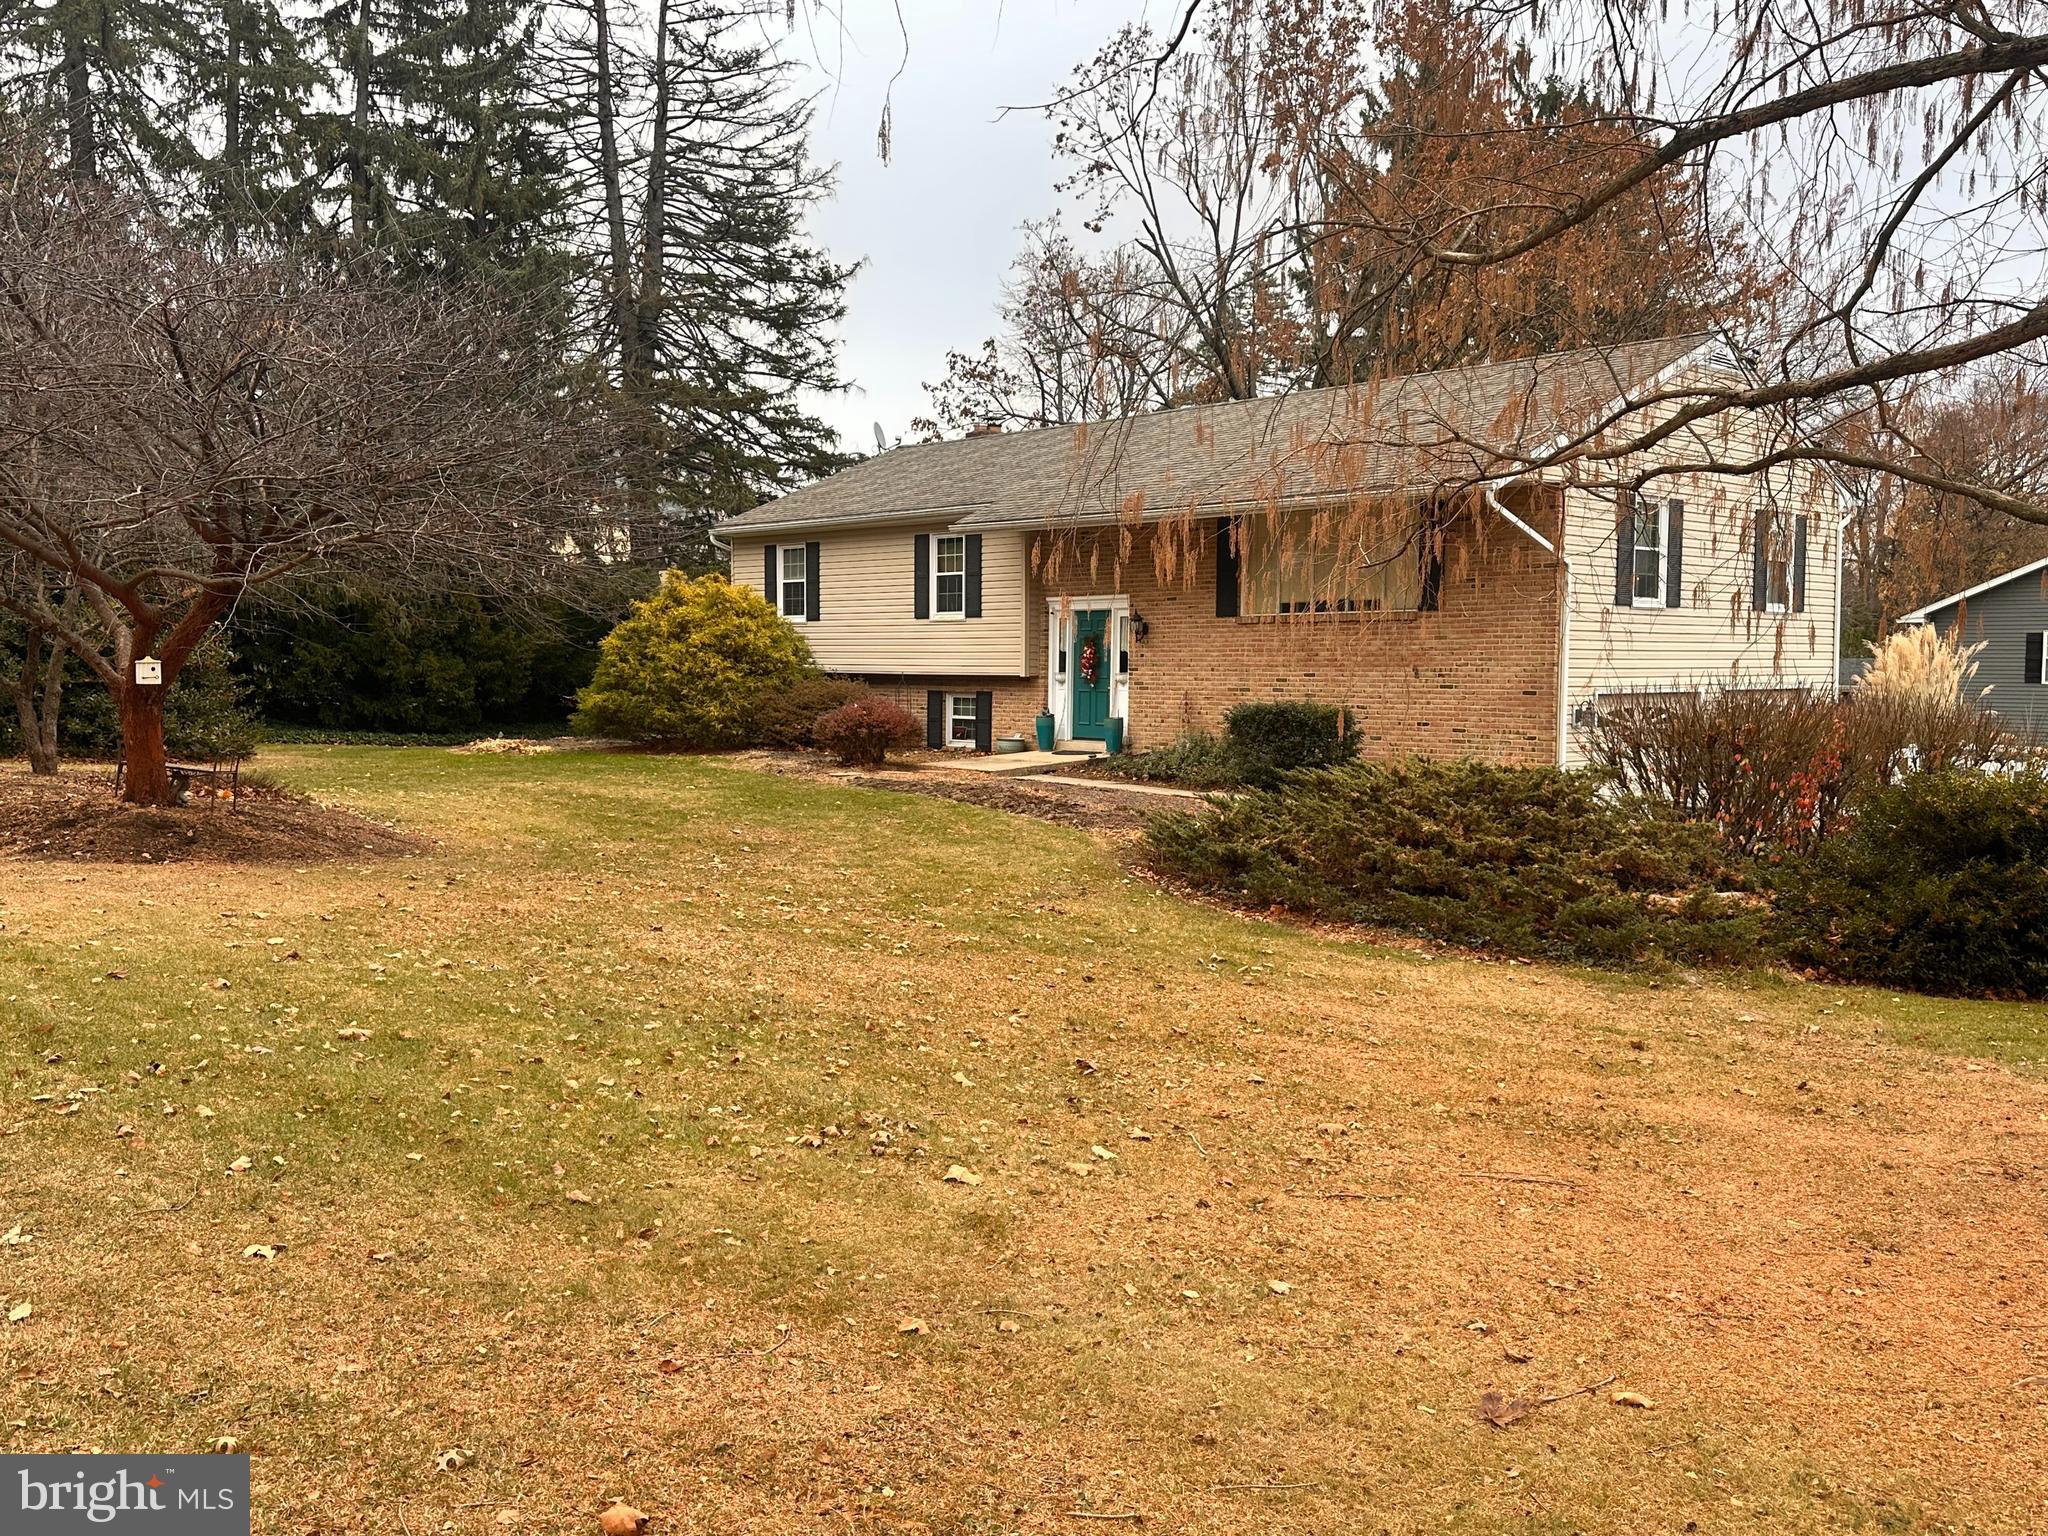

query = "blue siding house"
[{"left": 1898, "top": 557, "right": 2048, "bottom": 742}]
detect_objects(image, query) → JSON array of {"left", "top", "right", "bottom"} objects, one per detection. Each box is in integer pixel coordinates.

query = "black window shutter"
[
  {"left": 974, "top": 690, "right": 994, "bottom": 752},
  {"left": 1613, "top": 498, "right": 1635, "bottom": 606},
  {"left": 1419, "top": 512, "right": 1443, "bottom": 612},
  {"left": 804, "top": 541, "right": 820, "bottom": 622},
  {"left": 1214, "top": 517, "right": 1240, "bottom": 618},
  {"left": 1665, "top": 499, "right": 1684, "bottom": 609},
  {"left": 1792, "top": 516, "right": 1809, "bottom": 613},
  {"left": 1752, "top": 521, "right": 1769, "bottom": 610},
  {"left": 925, "top": 690, "right": 944, "bottom": 748},
  {"left": 2026, "top": 631, "right": 2044, "bottom": 686},
  {"left": 764, "top": 544, "right": 777, "bottom": 603},
  {"left": 965, "top": 534, "right": 983, "bottom": 618},
  {"left": 913, "top": 534, "right": 930, "bottom": 619}
]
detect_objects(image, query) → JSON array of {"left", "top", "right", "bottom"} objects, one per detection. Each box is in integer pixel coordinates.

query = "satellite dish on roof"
[{"left": 873, "top": 422, "right": 887, "bottom": 454}]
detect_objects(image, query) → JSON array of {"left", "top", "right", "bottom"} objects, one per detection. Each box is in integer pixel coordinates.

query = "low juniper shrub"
[
  {"left": 1145, "top": 757, "right": 1760, "bottom": 967},
  {"left": 1768, "top": 770, "right": 2048, "bottom": 998}
]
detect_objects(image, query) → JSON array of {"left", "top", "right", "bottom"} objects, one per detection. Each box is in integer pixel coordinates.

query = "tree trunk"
[
  {"left": 350, "top": 0, "right": 373, "bottom": 242},
  {"left": 7, "top": 628, "right": 64, "bottom": 775},
  {"left": 117, "top": 680, "right": 172, "bottom": 806},
  {"left": 592, "top": 0, "right": 634, "bottom": 377},
  {"left": 60, "top": 8, "right": 99, "bottom": 180},
  {"left": 221, "top": 0, "right": 243, "bottom": 255},
  {"left": 27, "top": 633, "right": 64, "bottom": 775}
]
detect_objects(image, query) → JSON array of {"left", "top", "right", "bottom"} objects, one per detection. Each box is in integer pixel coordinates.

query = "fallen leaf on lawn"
[
  {"left": 6, "top": 1301, "right": 31, "bottom": 1324},
  {"left": 1127, "top": 1128, "right": 1152, "bottom": 1141},
  {"left": 950, "top": 1071, "right": 973, "bottom": 1087},
  {"left": 209, "top": 1436, "right": 240, "bottom": 1454},
  {"left": 0, "top": 1224, "right": 28, "bottom": 1246},
  {"left": 195, "top": 1106, "right": 217, "bottom": 1119},
  {"left": 565, "top": 1190, "right": 595, "bottom": 1205},
  {"left": 241, "top": 1244, "right": 278, "bottom": 1261},
  {"left": 896, "top": 1317, "right": 928, "bottom": 1335},
  {"left": 1074, "top": 1057, "right": 1098, "bottom": 1075},
  {"left": 1266, "top": 1280, "right": 1292, "bottom": 1296},
  {"left": 435, "top": 1448, "right": 474, "bottom": 1474},
  {"left": 1064, "top": 1162, "right": 1093, "bottom": 1176},
  {"left": 996, "top": 1318, "right": 1021, "bottom": 1333},
  {"left": 370, "top": 1251, "right": 396, "bottom": 1263},
  {"left": 1611, "top": 1391, "right": 1655, "bottom": 1409},
  {"left": 1477, "top": 1390, "right": 1533, "bottom": 1429},
  {"left": 336, "top": 1027, "right": 372, "bottom": 1041},
  {"left": 1503, "top": 1345, "right": 1533, "bottom": 1364},
  {"left": 1089, "top": 1145, "right": 1115, "bottom": 1161},
  {"left": 597, "top": 1502, "right": 649, "bottom": 1536},
  {"left": 941, "top": 1165, "right": 982, "bottom": 1186},
  {"left": 227, "top": 1157, "right": 253, "bottom": 1175}
]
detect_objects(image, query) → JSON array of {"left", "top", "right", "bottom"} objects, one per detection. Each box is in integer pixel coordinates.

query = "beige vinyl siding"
[
  {"left": 1559, "top": 366, "right": 1842, "bottom": 767},
  {"left": 730, "top": 523, "right": 1031, "bottom": 677}
]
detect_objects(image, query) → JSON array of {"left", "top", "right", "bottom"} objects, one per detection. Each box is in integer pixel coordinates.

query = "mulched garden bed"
[{"left": 0, "top": 766, "right": 424, "bottom": 864}]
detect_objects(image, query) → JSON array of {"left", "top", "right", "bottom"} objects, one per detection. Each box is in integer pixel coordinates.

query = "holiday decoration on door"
[{"left": 1078, "top": 636, "right": 1101, "bottom": 684}]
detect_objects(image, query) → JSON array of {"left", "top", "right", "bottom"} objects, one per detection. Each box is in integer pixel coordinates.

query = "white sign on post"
[{"left": 134, "top": 658, "right": 163, "bottom": 686}]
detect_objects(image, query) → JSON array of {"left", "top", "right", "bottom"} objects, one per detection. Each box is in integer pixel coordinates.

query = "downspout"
[
  {"left": 1833, "top": 508, "right": 1853, "bottom": 699},
  {"left": 1483, "top": 482, "right": 1575, "bottom": 770}
]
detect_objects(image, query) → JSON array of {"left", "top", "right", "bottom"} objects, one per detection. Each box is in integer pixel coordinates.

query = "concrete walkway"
[{"left": 950, "top": 746, "right": 1104, "bottom": 778}]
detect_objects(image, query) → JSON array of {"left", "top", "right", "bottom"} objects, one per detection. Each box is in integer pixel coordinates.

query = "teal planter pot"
[
  {"left": 1034, "top": 713, "right": 1056, "bottom": 752},
  {"left": 1104, "top": 717, "right": 1125, "bottom": 755}
]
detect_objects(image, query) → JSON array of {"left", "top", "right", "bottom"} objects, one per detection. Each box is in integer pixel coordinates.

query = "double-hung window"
[
  {"left": 934, "top": 534, "right": 967, "bottom": 618},
  {"left": 779, "top": 545, "right": 808, "bottom": 621},
  {"left": 1632, "top": 495, "right": 1666, "bottom": 605},
  {"left": 1760, "top": 510, "right": 1792, "bottom": 613},
  {"left": 947, "top": 693, "right": 978, "bottom": 747}
]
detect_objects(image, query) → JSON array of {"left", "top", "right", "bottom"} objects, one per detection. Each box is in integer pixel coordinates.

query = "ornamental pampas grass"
[{"left": 1860, "top": 625, "right": 1986, "bottom": 705}]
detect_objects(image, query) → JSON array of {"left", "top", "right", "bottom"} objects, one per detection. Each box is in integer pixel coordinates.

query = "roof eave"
[{"left": 1897, "top": 555, "right": 2048, "bottom": 623}]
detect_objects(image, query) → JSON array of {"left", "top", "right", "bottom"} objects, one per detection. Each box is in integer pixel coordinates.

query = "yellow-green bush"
[{"left": 573, "top": 573, "right": 812, "bottom": 747}]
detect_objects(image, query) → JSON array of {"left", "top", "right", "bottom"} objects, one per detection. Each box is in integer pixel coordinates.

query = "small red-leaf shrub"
[{"left": 812, "top": 697, "right": 921, "bottom": 766}]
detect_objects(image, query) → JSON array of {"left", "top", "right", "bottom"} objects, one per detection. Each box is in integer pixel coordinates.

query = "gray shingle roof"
[{"left": 717, "top": 334, "right": 1716, "bottom": 535}]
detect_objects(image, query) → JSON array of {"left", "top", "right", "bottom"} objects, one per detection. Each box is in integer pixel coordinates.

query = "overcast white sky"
[{"left": 785, "top": 0, "right": 1155, "bottom": 452}]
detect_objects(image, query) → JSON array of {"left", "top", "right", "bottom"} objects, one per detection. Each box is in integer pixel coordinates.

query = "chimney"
[{"left": 967, "top": 420, "right": 1004, "bottom": 438}]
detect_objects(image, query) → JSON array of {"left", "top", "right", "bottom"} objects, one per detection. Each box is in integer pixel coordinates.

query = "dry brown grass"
[{"left": 0, "top": 749, "right": 2043, "bottom": 1535}]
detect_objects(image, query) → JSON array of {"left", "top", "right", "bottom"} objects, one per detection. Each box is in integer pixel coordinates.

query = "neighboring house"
[
  {"left": 712, "top": 334, "right": 1846, "bottom": 767},
  {"left": 1898, "top": 557, "right": 2048, "bottom": 742}
]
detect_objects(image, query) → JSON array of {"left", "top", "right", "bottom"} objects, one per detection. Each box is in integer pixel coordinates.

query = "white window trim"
[
  {"left": 2033, "top": 632, "right": 2048, "bottom": 683},
  {"left": 779, "top": 545, "right": 808, "bottom": 623},
  {"left": 932, "top": 533, "right": 968, "bottom": 621},
  {"left": 1631, "top": 495, "right": 1667, "bottom": 607},
  {"left": 944, "top": 692, "right": 979, "bottom": 749}
]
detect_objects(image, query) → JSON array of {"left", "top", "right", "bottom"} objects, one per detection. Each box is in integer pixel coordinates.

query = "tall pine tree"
[{"left": 549, "top": 0, "right": 852, "bottom": 558}]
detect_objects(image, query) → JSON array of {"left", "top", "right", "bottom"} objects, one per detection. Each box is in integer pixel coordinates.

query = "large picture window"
[
  {"left": 1244, "top": 512, "right": 1423, "bottom": 615},
  {"left": 934, "top": 534, "right": 967, "bottom": 618},
  {"left": 779, "top": 545, "right": 808, "bottom": 620}
]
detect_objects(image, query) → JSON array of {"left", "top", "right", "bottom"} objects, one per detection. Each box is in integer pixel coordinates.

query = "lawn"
[{"left": 1, "top": 747, "right": 2044, "bottom": 1535}]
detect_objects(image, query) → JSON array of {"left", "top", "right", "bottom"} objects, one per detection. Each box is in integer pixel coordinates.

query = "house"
[
  {"left": 1898, "top": 557, "right": 2048, "bottom": 742},
  {"left": 711, "top": 334, "right": 1846, "bottom": 767}
]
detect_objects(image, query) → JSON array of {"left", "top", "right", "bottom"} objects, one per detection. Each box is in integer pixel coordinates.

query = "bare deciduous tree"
[{"left": 0, "top": 154, "right": 621, "bottom": 804}]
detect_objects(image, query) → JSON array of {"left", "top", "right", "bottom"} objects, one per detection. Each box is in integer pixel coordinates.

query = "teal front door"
[{"left": 1071, "top": 609, "right": 1113, "bottom": 740}]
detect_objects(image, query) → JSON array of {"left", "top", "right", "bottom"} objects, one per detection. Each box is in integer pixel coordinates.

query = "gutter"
[{"left": 1484, "top": 481, "right": 1575, "bottom": 770}]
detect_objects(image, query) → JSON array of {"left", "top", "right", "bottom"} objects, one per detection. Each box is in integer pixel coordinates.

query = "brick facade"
[
  {"left": 857, "top": 676, "right": 1048, "bottom": 746},
  {"left": 835, "top": 492, "right": 1564, "bottom": 766}
]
